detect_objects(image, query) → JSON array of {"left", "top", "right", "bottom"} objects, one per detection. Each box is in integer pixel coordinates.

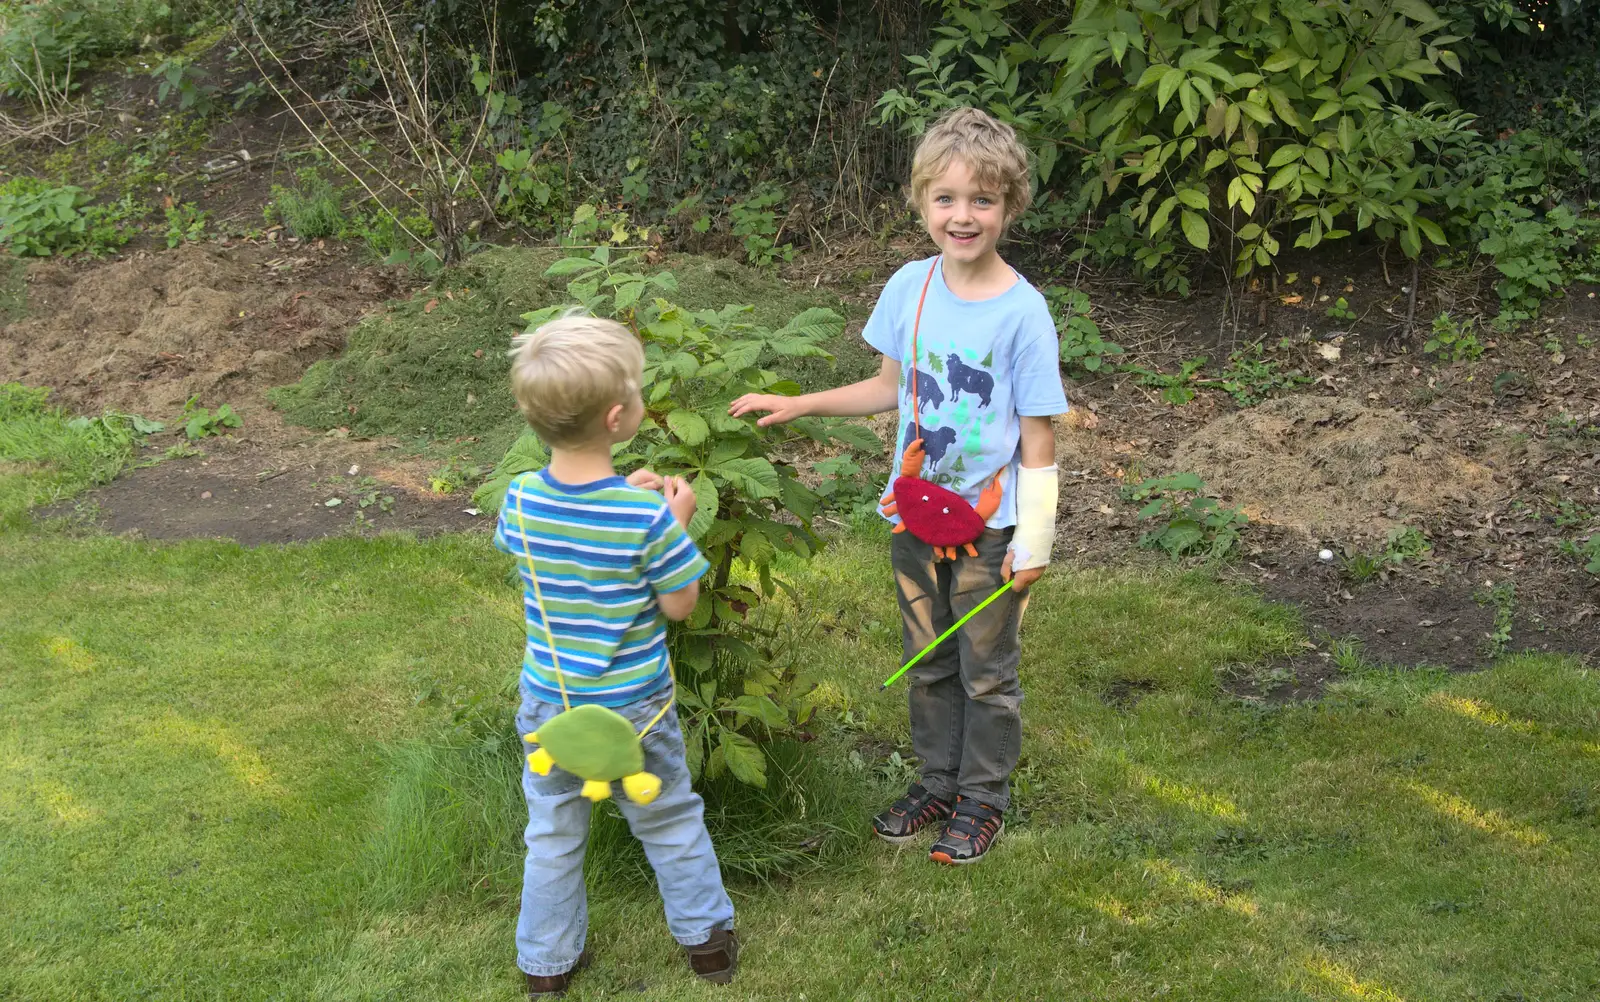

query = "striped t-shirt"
[{"left": 494, "top": 469, "right": 708, "bottom": 707}]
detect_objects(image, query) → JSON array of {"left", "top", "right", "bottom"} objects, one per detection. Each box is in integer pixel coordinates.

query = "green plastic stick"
[{"left": 879, "top": 580, "right": 1015, "bottom": 690}]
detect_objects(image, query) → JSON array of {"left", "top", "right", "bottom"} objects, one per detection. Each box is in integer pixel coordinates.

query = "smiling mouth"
[{"left": 947, "top": 230, "right": 979, "bottom": 241}]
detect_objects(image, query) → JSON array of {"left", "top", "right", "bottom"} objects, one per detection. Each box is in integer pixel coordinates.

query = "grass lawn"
[{"left": 3, "top": 517, "right": 1598, "bottom": 1001}]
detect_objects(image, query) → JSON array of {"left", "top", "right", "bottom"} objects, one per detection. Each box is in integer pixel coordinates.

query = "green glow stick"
[{"left": 879, "top": 580, "right": 1015, "bottom": 690}]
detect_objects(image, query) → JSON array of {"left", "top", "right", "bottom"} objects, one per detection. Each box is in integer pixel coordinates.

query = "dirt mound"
[
  {"left": 0, "top": 244, "right": 389, "bottom": 419},
  {"left": 1169, "top": 396, "right": 1508, "bottom": 541}
]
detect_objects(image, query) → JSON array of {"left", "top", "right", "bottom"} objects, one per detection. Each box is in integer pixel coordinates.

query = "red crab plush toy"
[{"left": 881, "top": 437, "right": 1003, "bottom": 561}]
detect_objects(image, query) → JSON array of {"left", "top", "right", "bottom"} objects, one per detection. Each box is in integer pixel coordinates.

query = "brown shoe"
[
  {"left": 525, "top": 951, "right": 589, "bottom": 999},
  {"left": 684, "top": 929, "right": 739, "bottom": 984}
]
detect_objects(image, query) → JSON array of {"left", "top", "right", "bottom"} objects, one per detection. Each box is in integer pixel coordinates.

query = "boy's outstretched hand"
[
  {"left": 729, "top": 393, "right": 806, "bottom": 427},
  {"left": 663, "top": 476, "right": 697, "bottom": 530},
  {"left": 1000, "top": 550, "right": 1045, "bottom": 593},
  {"left": 626, "top": 468, "right": 665, "bottom": 491}
]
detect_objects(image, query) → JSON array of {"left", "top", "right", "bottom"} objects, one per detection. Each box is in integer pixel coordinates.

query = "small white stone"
[{"left": 1318, "top": 549, "right": 1335, "bottom": 562}]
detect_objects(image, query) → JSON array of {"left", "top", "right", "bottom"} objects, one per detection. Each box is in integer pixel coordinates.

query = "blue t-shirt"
[{"left": 863, "top": 256, "right": 1069, "bottom": 529}]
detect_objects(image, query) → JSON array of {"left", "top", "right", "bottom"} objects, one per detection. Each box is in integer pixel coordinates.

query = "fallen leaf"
[
  {"left": 473, "top": 348, "right": 484, "bottom": 358},
  {"left": 1551, "top": 352, "right": 1566, "bottom": 365},
  {"left": 325, "top": 498, "right": 343, "bottom": 507},
  {"left": 424, "top": 298, "right": 439, "bottom": 314},
  {"left": 200, "top": 491, "right": 212, "bottom": 499},
  {"left": 1097, "top": 504, "right": 1116, "bottom": 515},
  {"left": 1316, "top": 343, "right": 1341, "bottom": 361},
  {"left": 1280, "top": 293, "right": 1304, "bottom": 305},
  {"left": 348, "top": 465, "right": 360, "bottom": 476},
  {"left": 463, "top": 508, "right": 482, "bottom": 516},
  {"left": 1418, "top": 619, "right": 1437, "bottom": 628}
]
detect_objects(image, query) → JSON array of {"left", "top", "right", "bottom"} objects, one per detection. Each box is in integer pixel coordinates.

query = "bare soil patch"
[
  {"left": 1169, "top": 396, "right": 1506, "bottom": 540},
  {"left": 2, "top": 241, "right": 398, "bottom": 419},
  {"left": 46, "top": 411, "right": 484, "bottom": 544}
]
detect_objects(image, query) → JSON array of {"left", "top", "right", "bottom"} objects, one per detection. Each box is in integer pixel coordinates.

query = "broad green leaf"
[
  {"left": 543, "top": 256, "right": 603, "bottom": 277},
  {"left": 1157, "top": 68, "right": 1183, "bottom": 111},
  {"left": 1180, "top": 210, "right": 1210, "bottom": 250},
  {"left": 666, "top": 410, "right": 709, "bottom": 447},
  {"left": 1262, "top": 48, "right": 1299, "bottom": 73},
  {"left": 720, "top": 730, "right": 767, "bottom": 788},
  {"left": 825, "top": 421, "right": 883, "bottom": 452},
  {"left": 713, "top": 457, "right": 781, "bottom": 498},
  {"left": 729, "top": 695, "right": 788, "bottom": 729},
  {"left": 1267, "top": 144, "right": 1304, "bottom": 168},
  {"left": 688, "top": 473, "right": 719, "bottom": 539},
  {"left": 1176, "top": 187, "right": 1209, "bottom": 210}
]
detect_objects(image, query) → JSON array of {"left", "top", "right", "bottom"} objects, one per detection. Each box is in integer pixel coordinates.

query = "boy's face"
[{"left": 922, "top": 157, "right": 1006, "bottom": 267}]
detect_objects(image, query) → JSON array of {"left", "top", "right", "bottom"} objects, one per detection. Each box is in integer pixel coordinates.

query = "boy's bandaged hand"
[{"left": 1007, "top": 464, "right": 1059, "bottom": 573}]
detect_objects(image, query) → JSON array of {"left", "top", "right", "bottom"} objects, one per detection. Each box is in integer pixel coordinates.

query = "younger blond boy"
[{"left": 497, "top": 314, "right": 738, "bottom": 997}]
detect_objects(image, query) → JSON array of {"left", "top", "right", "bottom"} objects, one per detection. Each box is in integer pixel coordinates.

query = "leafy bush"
[
  {"left": 0, "top": 0, "right": 227, "bottom": 102},
  {"left": 1044, "top": 286, "right": 1124, "bottom": 377},
  {"left": 269, "top": 169, "right": 345, "bottom": 240},
  {"left": 181, "top": 397, "right": 241, "bottom": 439},
  {"left": 164, "top": 202, "right": 207, "bottom": 247},
  {"left": 478, "top": 245, "right": 882, "bottom": 788},
  {"left": 0, "top": 179, "right": 137, "bottom": 257},
  {"left": 1425, "top": 312, "right": 1484, "bottom": 360},
  {"left": 1211, "top": 342, "right": 1312, "bottom": 406},
  {"left": 879, "top": 0, "right": 1600, "bottom": 302},
  {"left": 1122, "top": 472, "right": 1248, "bottom": 560},
  {"left": 729, "top": 185, "right": 795, "bottom": 269},
  {"left": 151, "top": 54, "right": 219, "bottom": 113}
]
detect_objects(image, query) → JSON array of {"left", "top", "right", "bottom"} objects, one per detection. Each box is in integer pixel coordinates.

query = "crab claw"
[
  {"left": 901, "top": 438, "right": 927, "bottom": 478},
  {"left": 581, "top": 779, "right": 612, "bottom": 802},
  {"left": 974, "top": 473, "right": 1004, "bottom": 522}
]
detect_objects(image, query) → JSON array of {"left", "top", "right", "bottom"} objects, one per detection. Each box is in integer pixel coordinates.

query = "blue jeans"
[{"left": 514, "top": 684, "right": 735, "bottom": 977}]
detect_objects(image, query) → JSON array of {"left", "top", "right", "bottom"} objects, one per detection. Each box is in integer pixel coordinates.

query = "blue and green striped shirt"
[{"left": 495, "top": 469, "right": 708, "bottom": 707}]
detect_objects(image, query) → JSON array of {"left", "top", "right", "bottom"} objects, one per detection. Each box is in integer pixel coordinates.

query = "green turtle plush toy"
[{"left": 524, "top": 703, "right": 662, "bottom": 805}]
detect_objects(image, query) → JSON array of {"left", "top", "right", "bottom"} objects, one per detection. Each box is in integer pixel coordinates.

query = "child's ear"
[{"left": 604, "top": 402, "right": 625, "bottom": 433}]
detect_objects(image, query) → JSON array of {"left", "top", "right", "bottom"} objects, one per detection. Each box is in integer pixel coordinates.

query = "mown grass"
[
  {"left": 3, "top": 509, "right": 1598, "bottom": 1000},
  {"left": 268, "top": 248, "right": 859, "bottom": 468}
]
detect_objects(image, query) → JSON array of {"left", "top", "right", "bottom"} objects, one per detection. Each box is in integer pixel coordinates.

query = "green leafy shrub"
[
  {"left": 880, "top": 0, "right": 1490, "bottom": 282},
  {"left": 151, "top": 54, "right": 218, "bottom": 113},
  {"left": 1211, "top": 342, "right": 1311, "bottom": 406},
  {"left": 478, "top": 245, "right": 882, "bottom": 788},
  {"left": 1122, "top": 472, "right": 1248, "bottom": 560},
  {"left": 269, "top": 169, "right": 345, "bottom": 240},
  {"left": 1125, "top": 357, "right": 1208, "bottom": 406},
  {"left": 181, "top": 397, "right": 241, "bottom": 439},
  {"left": 729, "top": 185, "right": 795, "bottom": 269},
  {"left": 1044, "top": 286, "right": 1123, "bottom": 377},
  {"left": 0, "top": 0, "right": 206, "bottom": 102},
  {"left": 1424, "top": 312, "right": 1484, "bottom": 361},
  {"left": 164, "top": 202, "right": 207, "bottom": 247},
  {"left": 0, "top": 179, "right": 138, "bottom": 257}
]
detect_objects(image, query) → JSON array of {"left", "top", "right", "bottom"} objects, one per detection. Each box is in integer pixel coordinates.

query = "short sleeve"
[
  {"left": 493, "top": 474, "right": 529, "bottom": 555},
  {"left": 861, "top": 263, "right": 917, "bottom": 361},
  {"left": 641, "top": 506, "right": 710, "bottom": 595},
  {"left": 1011, "top": 298, "right": 1070, "bottom": 417}
]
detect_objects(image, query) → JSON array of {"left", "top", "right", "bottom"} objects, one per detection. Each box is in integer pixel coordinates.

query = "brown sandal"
[
  {"left": 524, "top": 951, "right": 589, "bottom": 999},
  {"left": 684, "top": 929, "right": 739, "bottom": 984}
]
